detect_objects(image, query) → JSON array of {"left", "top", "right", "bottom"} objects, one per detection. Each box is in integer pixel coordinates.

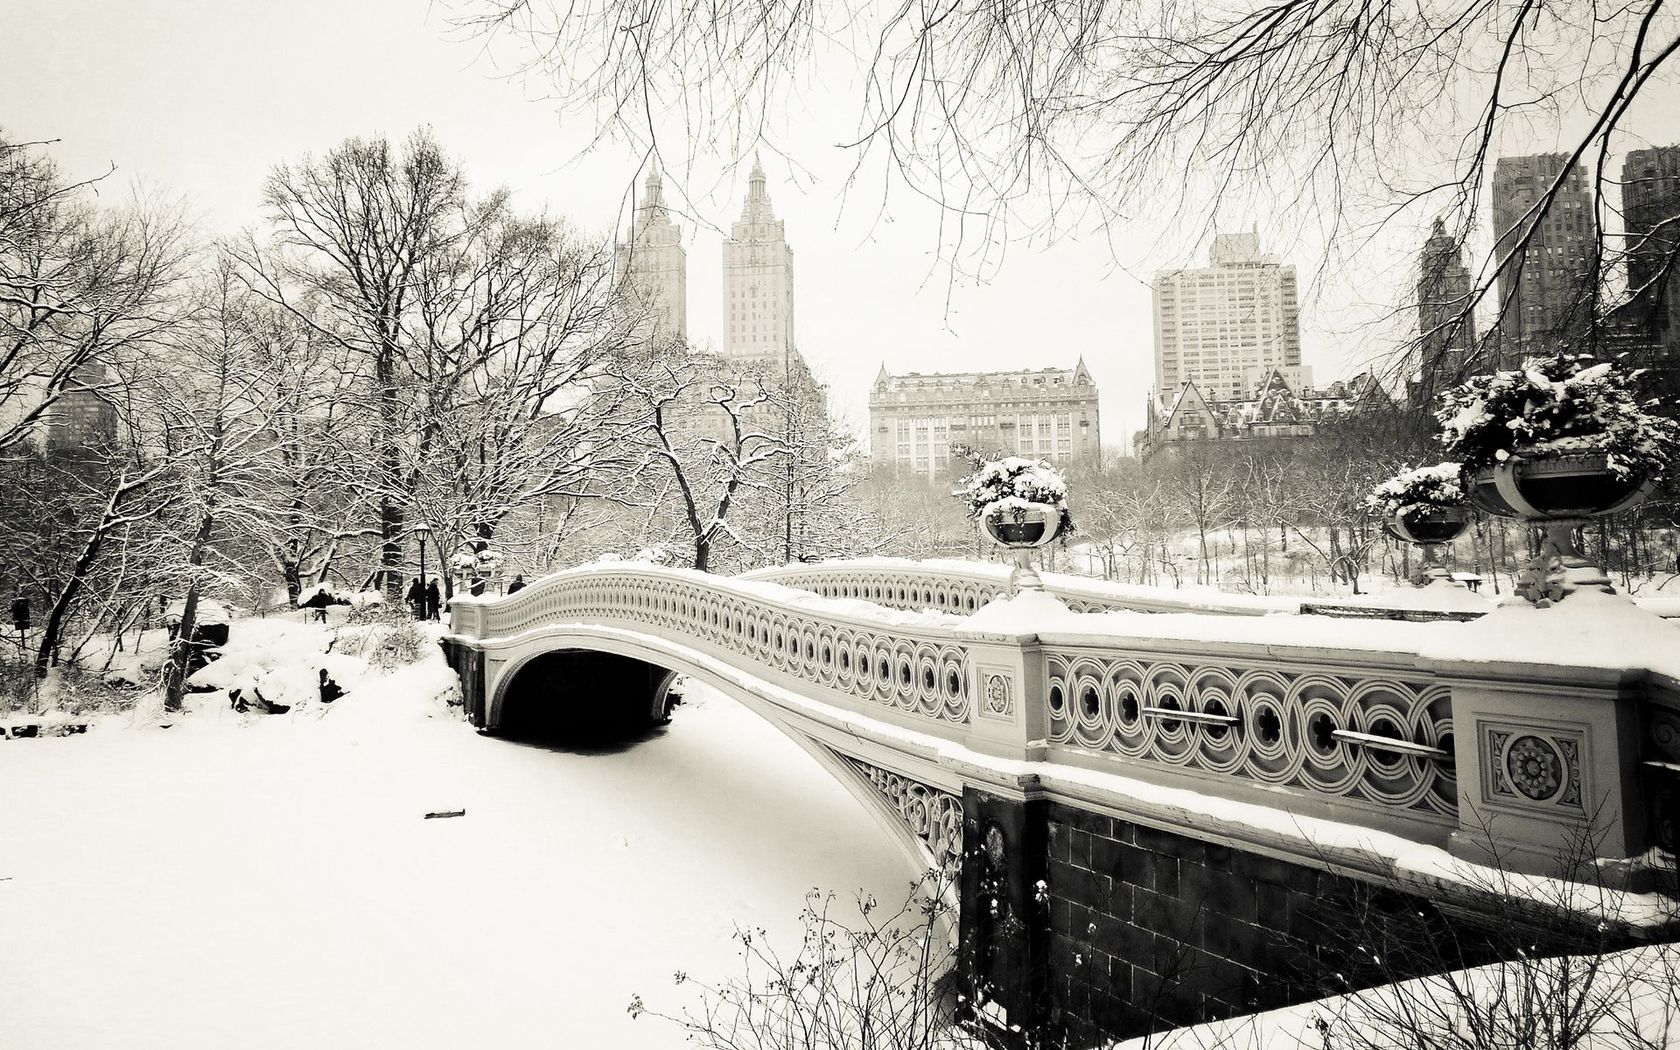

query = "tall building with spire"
[
  {"left": 722, "top": 157, "right": 795, "bottom": 366},
  {"left": 616, "top": 168, "right": 688, "bottom": 344},
  {"left": 1414, "top": 217, "right": 1478, "bottom": 401},
  {"left": 1491, "top": 154, "right": 1599, "bottom": 366}
]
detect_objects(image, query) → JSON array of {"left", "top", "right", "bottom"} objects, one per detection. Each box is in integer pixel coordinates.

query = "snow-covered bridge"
[{"left": 442, "top": 559, "right": 1680, "bottom": 1043}]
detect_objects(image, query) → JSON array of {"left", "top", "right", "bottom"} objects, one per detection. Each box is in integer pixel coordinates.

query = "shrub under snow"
[
  {"left": 1436, "top": 354, "right": 1680, "bottom": 479},
  {"left": 1367, "top": 462, "right": 1467, "bottom": 519},
  {"left": 954, "top": 455, "right": 1074, "bottom": 540}
]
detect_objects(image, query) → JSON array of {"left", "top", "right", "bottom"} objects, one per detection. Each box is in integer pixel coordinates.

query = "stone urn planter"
[
  {"left": 1383, "top": 505, "right": 1472, "bottom": 586},
  {"left": 956, "top": 455, "right": 1074, "bottom": 596},
  {"left": 1469, "top": 451, "right": 1654, "bottom": 605},
  {"left": 1434, "top": 354, "right": 1679, "bottom": 606},
  {"left": 982, "top": 501, "right": 1065, "bottom": 593}
]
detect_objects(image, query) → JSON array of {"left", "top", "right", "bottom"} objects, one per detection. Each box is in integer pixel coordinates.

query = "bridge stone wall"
[{"left": 1047, "top": 806, "right": 1364, "bottom": 1037}]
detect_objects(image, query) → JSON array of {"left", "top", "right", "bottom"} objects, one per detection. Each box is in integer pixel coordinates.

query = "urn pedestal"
[
  {"left": 1468, "top": 452, "right": 1653, "bottom": 605},
  {"left": 981, "top": 502, "right": 1064, "bottom": 594},
  {"left": 1383, "top": 505, "right": 1472, "bottom": 587}
]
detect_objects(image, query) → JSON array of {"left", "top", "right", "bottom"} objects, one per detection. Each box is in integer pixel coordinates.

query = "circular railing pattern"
[
  {"left": 843, "top": 756, "right": 964, "bottom": 870},
  {"left": 746, "top": 567, "right": 1131, "bottom": 616},
  {"left": 473, "top": 570, "right": 973, "bottom": 726},
  {"left": 1046, "top": 650, "right": 1457, "bottom": 821}
]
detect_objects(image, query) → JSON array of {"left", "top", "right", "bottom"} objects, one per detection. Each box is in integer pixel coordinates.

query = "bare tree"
[
  {"left": 454, "top": 0, "right": 1680, "bottom": 385},
  {"left": 597, "top": 344, "right": 794, "bottom": 572},
  {"left": 239, "top": 130, "right": 481, "bottom": 599},
  {"left": 144, "top": 260, "right": 295, "bottom": 710},
  {"left": 1160, "top": 443, "right": 1241, "bottom": 588},
  {"left": 242, "top": 130, "right": 629, "bottom": 597},
  {"left": 1, "top": 135, "right": 190, "bottom": 454}
]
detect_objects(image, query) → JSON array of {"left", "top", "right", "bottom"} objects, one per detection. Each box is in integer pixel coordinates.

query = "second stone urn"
[
  {"left": 982, "top": 501, "right": 1064, "bottom": 593},
  {"left": 1383, "top": 505, "right": 1472, "bottom": 586}
]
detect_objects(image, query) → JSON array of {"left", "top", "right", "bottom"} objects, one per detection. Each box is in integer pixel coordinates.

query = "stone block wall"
[{"left": 1045, "top": 804, "right": 1422, "bottom": 1040}]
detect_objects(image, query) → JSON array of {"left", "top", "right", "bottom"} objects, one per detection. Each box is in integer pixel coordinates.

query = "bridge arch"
[{"left": 482, "top": 624, "right": 966, "bottom": 891}]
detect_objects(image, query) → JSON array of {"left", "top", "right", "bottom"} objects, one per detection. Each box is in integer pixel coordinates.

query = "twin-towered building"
[{"left": 617, "top": 159, "right": 800, "bottom": 373}]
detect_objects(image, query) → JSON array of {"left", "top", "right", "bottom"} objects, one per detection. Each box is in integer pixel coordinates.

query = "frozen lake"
[{"left": 0, "top": 683, "right": 915, "bottom": 1049}]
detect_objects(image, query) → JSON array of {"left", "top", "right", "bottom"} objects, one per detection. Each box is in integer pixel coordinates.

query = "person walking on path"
[
  {"left": 507, "top": 575, "right": 526, "bottom": 594},
  {"left": 405, "top": 576, "right": 425, "bottom": 620},
  {"left": 424, "top": 578, "right": 441, "bottom": 621}
]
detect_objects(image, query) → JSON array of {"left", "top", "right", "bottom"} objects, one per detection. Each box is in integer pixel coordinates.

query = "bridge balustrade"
[
  {"left": 450, "top": 562, "right": 1673, "bottom": 878},
  {"left": 452, "top": 566, "right": 977, "bottom": 733},
  {"left": 447, "top": 561, "right": 1677, "bottom": 1045},
  {"left": 1038, "top": 637, "right": 1458, "bottom": 840},
  {"left": 743, "top": 559, "right": 1290, "bottom": 617}
]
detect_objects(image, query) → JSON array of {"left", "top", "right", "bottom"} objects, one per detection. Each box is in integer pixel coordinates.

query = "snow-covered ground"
[{"left": 0, "top": 630, "right": 914, "bottom": 1049}]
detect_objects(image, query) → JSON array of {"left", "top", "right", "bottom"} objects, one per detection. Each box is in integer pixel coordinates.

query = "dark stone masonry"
[
  {"left": 958, "top": 792, "right": 1575, "bottom": 1047},
  {"left": 1043, "top": 803, "right": 1356, "bottom": 1037}
]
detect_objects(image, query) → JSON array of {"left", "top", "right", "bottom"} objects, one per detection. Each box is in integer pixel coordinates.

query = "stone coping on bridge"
[
  {"left": 964, "top": 588, "right": 1680, "bottom": 685},
  {"left": 448, "top": 563, "right": 1680, "bottom": 894}
]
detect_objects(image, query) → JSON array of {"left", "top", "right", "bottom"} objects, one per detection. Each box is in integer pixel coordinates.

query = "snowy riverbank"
[{"left": 0, "top": 648, "right": 912, "bottom": 1049}]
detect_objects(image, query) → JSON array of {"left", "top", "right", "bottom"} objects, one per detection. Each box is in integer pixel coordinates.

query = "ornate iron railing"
[
  {"left": 452, "top": 563, "right": 1675, "bottom": 865},
  {"left": 743, "top": 559, "right": 1290, "bottom": 617}
]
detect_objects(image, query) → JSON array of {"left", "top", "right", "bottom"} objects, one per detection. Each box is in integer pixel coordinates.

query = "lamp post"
[{"left": 412, "top": 521, "right": 432, "bottom": 620}]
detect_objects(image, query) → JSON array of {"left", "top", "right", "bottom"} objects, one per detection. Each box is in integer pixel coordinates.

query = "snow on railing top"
[{"left": 743, "top": 557, "right": 1296, "bottom": 617}]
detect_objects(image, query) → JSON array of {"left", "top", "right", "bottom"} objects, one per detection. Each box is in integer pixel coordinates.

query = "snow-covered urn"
[
  {"left": 475, "top": 548, "right": 505, "bottom": 593},
  {"left": 955, "top": 456, "right": 1073, "bottom": 593},
  {"left": 1437, "top": 354, "right": 1679, "bottom": 604},
  {"left": 1367, "top": 463, "right": 1471, "bottom": 586},
  {"left": 449, "top": 550, "right": 477, "bottom": 595}
]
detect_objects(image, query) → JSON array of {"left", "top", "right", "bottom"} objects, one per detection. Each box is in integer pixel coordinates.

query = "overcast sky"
[{"left": 4, "top": 1, "right": 1676, "bottom": 451}]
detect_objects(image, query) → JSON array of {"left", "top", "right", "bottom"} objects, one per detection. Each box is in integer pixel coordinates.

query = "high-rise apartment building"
[
  {"left": 616, "top": 168, "right": 688, "bottom": 344},
  {"left": 1414, "top": 217, "right": 1477, "bottom": 401},
  {"left": 1491, "top": 154, "right": 1599, "bottom": 365},
  {"left": 1151, "top": 232, "right": 1301, "bottom": 402},
  {"left": 44, "top": 361, "right": 117, "bottom": 458},
  {"left": 723, "top": 158, "right": 795, "bottom": 366},
  {"left": 1620, "top": 146, "right": 1680, "bottom": 361},
  {"left": 868, "top": 363, "right": 1099, "bottom": 478}
]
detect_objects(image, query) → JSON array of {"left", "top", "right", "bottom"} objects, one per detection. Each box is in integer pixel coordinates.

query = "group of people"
[{"left": 406, "top": 577, "right": 442, "bottom": 621}]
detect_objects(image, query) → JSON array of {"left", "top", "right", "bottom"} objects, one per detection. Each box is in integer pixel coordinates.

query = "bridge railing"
[
  {"left": 741, "top": 558, "right": 1294, "bottom": 616},
  {"left": 747, "top": 558, "right": 1680, "bottom": 623},
  {"left": 451, "top": 565, "right": 981, "bottom": 736},
  {"left": 452, "top": 563, "right": 1677, "bottom": 880}
]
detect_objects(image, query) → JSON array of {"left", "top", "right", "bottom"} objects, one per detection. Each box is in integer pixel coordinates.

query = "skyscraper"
[
  {"left": 1491, "top": 154, "right": 1599, "bottom": 365},
  {"left": 1414, "top": 217, "right": 1477, "bottom": 400},
  {"left": 44, "top": 361, "right": 117, "bottom": 458},
  {"left": 616, "top": 168, "right": 688, "bottom": 344},
  {"left": 1620, "top": 146, "right": 1680, "bottom": 361},
  {"left": 722, "top": 157, "right": 795, "bottom": 366},
  {"left": 1151, "top": 231, "right": 1301, "bottom": 402}
]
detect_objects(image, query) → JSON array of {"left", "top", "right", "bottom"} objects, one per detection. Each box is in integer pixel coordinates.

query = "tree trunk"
[
  {"left": 164, "top": 513, "right": 216, "bottom": 712},
  {"left": 34, "top": 513, "right": 117, "bottom": 679}
]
